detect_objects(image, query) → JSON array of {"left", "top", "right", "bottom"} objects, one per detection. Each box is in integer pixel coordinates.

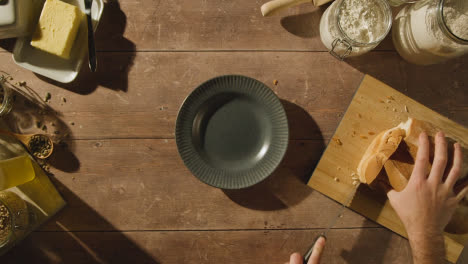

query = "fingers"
[
  {"left": 445, "top": 143, "right": 463, "bottom": 189},
  {"left": 410, "top": 132, "right": 430, "bottom": 183},
  {"left": 429, "top": 132, "right": 447, "bottom": 183},
  {"left": 456, "top": 186, "right": 468, "bottom": 202},
  {"left": 289, "top": 252, "right": 302, "bottom": 264},
  {"left": 308, "top": 236, "right": 326, "bottom": 264}
]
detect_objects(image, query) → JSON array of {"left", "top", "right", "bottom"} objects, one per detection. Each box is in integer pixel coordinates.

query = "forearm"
[{"left": 408, "top": 231, "right": 445, "bottom": 264}]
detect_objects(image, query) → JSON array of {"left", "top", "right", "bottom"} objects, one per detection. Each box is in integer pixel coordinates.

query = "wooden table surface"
[{"left": 1, "top": 1, "right": 467, "bottom": 263}]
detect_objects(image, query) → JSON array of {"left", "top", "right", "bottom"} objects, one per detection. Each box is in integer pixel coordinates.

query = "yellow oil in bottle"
[{"left": 0, "top": 155, "right": 36, "bottom": 191}]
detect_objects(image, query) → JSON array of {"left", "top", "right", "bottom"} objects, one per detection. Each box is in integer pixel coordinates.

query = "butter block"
[{"left": 30, "top": 0, "right": 83, "bottom": 59}]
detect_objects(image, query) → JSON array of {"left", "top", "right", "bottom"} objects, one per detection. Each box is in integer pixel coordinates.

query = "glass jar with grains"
[
  {"left": 393, "top": 0, "right": 468, "bottom": 65},
  {"left": 0, "top": 191, "right": 29, "bottom": 249},
  {"left": 319, "top": 0, "right": 392, "bottom": 59},
  {"left": 0, "top": 77, "right": 14, "bottom": 117}
]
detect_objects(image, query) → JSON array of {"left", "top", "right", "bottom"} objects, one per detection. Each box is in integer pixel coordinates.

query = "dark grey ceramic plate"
[{"left": 176, "top": 75, "right": 289, "bottom": 189}]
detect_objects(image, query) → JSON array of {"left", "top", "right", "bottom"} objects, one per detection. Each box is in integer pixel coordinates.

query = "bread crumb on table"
[
  {"left": 360, "top": 135, "right": 368, "bottom": 139},
  {"left": 273, "top": 80, "right": 278, "bottom": 85},
  {"left": 332, "top": 137, "right": 343, "bottom": 146}
]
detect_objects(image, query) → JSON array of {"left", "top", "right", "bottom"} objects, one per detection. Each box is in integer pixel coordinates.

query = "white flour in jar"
[
  {"left": 338, "top": 0, "right": 386, "bottom": 43},
  {"left": 319, "top": 0, "right": 389, "bottom": 57},
  {"left": 444, "top": 0, "right": 468, "bottom": 39},
  {"left": 393, "top": 0, "right": 468, "bottom": 65}
]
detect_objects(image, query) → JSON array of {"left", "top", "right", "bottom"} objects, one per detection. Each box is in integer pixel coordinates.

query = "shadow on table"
[
  {"left": 345, "top": 50, "right": 468, "bottom": 97},
  {"left": 345, "top": 52, "right": 468, "bottom": 126},
  {"left": 1, "top": 78, "right": 80, "bottom": 172},
  {"left": 3, "top": 180, "right": 160, "bottom": 264},
  {"left": 280, "top": 6, "right": 326, "bottom": 39},
  {"left": 344, "top": 52, "right": 408, "bottom": 94},
  {"left": 223, "top": 100, "right": 325, "bottom": 211},
  {"left": 457, "top": 241, "right": 468, "bottom": 264},
  {"left": 0, "top": 38, "right": 15, "bottom": 52},
  {"left": 35, "top": 0, "right": 136, "bottom": 95},
  {"left": 341, "top": 184, "right": 393, "bottom": 264},
  {"left": 340, "top": 222, "right": 394, "bottom": 263}
]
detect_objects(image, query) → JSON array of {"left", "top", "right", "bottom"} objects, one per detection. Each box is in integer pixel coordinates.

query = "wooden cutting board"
[{"left": 308, "top": 75, "right": 468, "bottom": 263}]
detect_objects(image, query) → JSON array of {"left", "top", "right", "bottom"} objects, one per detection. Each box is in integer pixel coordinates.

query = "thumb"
[
  {"left": 308, "top": 236, "right": 326, "bottom": 264},
  {"left": 387, "top": 189, "right": 398, "bottom": 201}
]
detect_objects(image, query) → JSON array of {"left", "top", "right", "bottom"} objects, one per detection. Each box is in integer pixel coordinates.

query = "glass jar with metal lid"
[
  {"left": 393, "top": 0, "right": 468, "bottom": 65},
  {"left": 0, "top": 191, "right": 29, "bottom": 249},
  {"left": 319, "top": 0, "right": 393, "bottom": 59}
]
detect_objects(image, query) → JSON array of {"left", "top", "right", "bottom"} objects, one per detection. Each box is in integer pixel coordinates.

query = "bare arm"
[{"left": 387, "top": 132, "right": 468, "bottom": 264}]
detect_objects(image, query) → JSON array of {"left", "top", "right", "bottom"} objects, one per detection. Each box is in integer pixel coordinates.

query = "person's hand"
[
  {"left": 387, "top": 131, "right": 467, "bottom": 236},
  {"left": 386, "top": 132, "right": 468, "bottom": 264},
  {"left": 286, "top": 236, "right": 326, "bottom": 264}
]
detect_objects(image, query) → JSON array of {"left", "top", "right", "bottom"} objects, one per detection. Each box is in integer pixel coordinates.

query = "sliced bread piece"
[{"left": 357, "top": 127, "right": 406, "bottom": 184}]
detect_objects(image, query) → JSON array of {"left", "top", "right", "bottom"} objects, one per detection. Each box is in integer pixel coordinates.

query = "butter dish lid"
[{"left": 0, "top": 0, "right": 16, "bottom": 27}]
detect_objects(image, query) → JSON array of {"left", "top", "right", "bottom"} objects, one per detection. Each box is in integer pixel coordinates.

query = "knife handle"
[
  {"left": 303, "top": 235, "right": 326, "bottom": 264},
  {"left": 86, "top": 14, "right": 97, "bottom": 72},
  {"left": 261, "top": 0, "right": 312, "bottom": 17}
]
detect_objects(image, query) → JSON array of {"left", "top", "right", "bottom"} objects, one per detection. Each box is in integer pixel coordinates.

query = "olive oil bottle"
[{"left": 0, "top": 155, "right": 36, "bottom": 191}]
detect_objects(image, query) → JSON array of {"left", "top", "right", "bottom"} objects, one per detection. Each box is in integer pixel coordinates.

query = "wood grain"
[
  {"left": 308, "top": 75, "right": 468, "bottom": 263},
  {"left": 0, "top": 0, "right": 467, "bottom": 262},
  {"left": 0, "top": 52, "right": 466, "bottom": 141},
  {"left": 32, "top": 138, "right": 377, "bottom": 231},
  {"left": 93, "top": 0, "right": 394, "bottom": 52},
  {"left": 2, "top": 229, "right": 417, "bottom": 264}
]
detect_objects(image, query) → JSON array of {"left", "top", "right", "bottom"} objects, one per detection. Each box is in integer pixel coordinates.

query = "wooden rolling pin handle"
[{"left": 261, "top": 0, "right": 312, "bottom": 17}]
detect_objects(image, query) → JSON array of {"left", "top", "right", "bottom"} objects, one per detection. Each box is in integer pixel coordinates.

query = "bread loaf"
[
  {"left": 359, "top": 117, "right": 468, "bottom": 234},
  {"left": 398, "top": 118, "right": 468, "bottom": 184},
  {"left": 384, "top": 160, "right": 412, "bottom": 192},
  {"left": 357, "top": 127, "right": 405, "bottom": 184}
]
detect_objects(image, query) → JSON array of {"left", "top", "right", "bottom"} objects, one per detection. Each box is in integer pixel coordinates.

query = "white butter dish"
[{"left": 12, "top": 0, "right": 104, "bottom": 83}]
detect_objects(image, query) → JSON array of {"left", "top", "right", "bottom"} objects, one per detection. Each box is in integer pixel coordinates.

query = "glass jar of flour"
[
  {"left": 393, "top": 0, "right": 468, "bottom": 65},
  {"left": 319, "top": 0, "right": 392, "bottom": 59}
]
